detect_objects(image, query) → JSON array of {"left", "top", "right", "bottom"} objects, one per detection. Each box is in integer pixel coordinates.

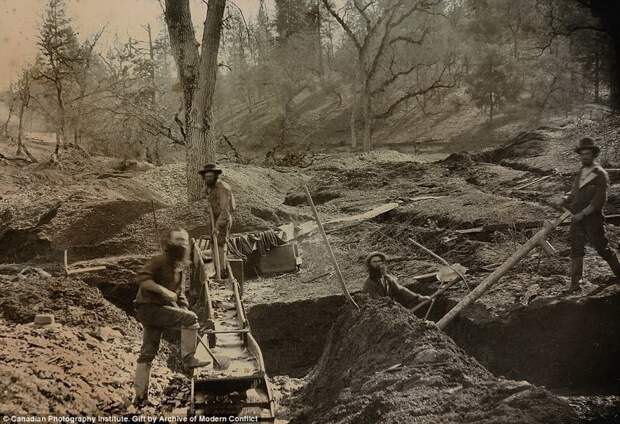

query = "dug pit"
[{"left": 245, "top": 289, "right": 620, "bottom": 422}]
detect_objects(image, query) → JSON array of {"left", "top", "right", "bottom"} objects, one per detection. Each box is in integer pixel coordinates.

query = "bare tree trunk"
[
  {"left": 16, "top": 102, "right": 26, "bottom": 156},
  {"left": 315, "top": 0, "right": 323, "bottom": 78},
  {"left": 54, "top": 80, "right": 66, "bottom": 150},
  {"left": 350, "top": 94, "right": 359, "bottom": 150},
  {"left": 361, "top": 87, "right": 372, "bottom": 151},
  {"left": 3, "top": 99, "right": 15, "bottom": 138},
  {"left": 16, "top": 102, "right": 36, "bottom": 162},
  {"left": 594, "top": 45, "right": 601, "bottom": 103},
  {"left": 188, "top": 0, "right": 225, "bottom": 200}
]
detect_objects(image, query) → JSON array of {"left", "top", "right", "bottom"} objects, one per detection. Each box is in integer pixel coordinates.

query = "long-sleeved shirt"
[
  {"left": 134, "top": 255, "right": 189, "bottom": 308},
  {"left": 364, "top": 273, "right": 427, "bottom": 308},
  {"left": 564, "top": 164, "right": 609, "bottom": 215},
  {"left": 202, "top": 180, "right": 236, "bottom": 229}
]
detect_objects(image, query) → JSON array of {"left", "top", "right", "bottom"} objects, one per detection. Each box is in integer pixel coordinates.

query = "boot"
[
  {"left": 569, "top": 256, "right": 583, "bottom": 291},
  {"left": 218, "top": 246, "right": 228, "bottom": 279},
  {"left": 601, "top": 250, "right": 620, "bottom": 283},
  {"left": 133, "top": 362, "right": 151, "bottom": 406},
  {"left": 181, "top": 327, "right": 211, "bottom": 369}
]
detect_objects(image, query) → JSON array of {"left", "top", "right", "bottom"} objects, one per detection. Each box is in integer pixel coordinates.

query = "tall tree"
[
  {"left": 15, "top": 69, "right": 36, "bottom": 161},
  {"left": 466, "top": 48, "right": 520, "bottom": 121},
  {"left": 71, "top": 30, "right": 103, "bottom": 147},
  {"left": 163, "top": 0, "right": 227, "bottom": 200},
  {"left": 323, "top": 0, "right": 454, "bottom": 150},
  {"left": 35, "top": 0, "right": 80, "bottom": 153},
  {"left": 2, "top": 84, "right": 18, "bottom": 138}
]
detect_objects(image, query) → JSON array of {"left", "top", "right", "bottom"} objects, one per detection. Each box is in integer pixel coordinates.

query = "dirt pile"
[
  {"left": 0, "top": 275, "right": 139, "bottom": 333},
  {"left": 0, "top": 318, "right": 173, "bottom": 415},
  {"left": 291, "top": 299, "right": 577, "bottom": 424},
  {"left": 476, "top": 113, "right": 620, "bottom": 175},
  {"left": 0, "top": 273, "right": 178, "bottom": 415}
]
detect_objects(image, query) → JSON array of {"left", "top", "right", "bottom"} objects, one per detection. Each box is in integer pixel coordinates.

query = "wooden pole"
[
  {"left": 304, "top": 185, "right": 359, "bottom": 310},
  {"left": 207, "top": 202, "right": 221, "bottom": 280},
  {"left": 63, "top": 250, "right": 68, "bottom": 276},
  {"left": 436, "top": 210, "right": 572, "bottom": 330},
  {"left": 150, "top": 200, "right": 161, "bottom": 251},
  {"left": 407, "top": 237, "right": 468, "bottom": 287},
  {"left": 411, "top": 276, "right": 462, "bottom": 313}
]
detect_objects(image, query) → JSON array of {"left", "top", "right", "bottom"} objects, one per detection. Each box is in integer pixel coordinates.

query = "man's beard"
[
  {"left": 368, "top": 266, "right": 384, "bottom": 280},
  {"left": 205, "top": 177, "right": 218, "bottom": 187},
  {"left": 165, "top": 244, "right": 188, "bottom": 264}
]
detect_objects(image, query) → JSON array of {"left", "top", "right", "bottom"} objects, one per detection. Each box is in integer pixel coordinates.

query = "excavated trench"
[
  {"left": 244, "top": 288, "right": 620, "bottom": 421},
  {"left": 446, "top": 293, "right": 620, "bottom": 395},
  {"left": 85, "top": 264, "right": 620, "bottom": 419}
]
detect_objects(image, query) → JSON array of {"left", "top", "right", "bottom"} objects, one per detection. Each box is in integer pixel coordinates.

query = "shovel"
[
  {"left": 197, "top": 336, "right": 231, "bottom": 371},
  {"left": 207, "top": 202, "right": 222, "bottom": 280}
]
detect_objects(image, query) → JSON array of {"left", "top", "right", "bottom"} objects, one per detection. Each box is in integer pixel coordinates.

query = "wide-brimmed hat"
[
  {"left": 365, "top": 251, "right": 387, "bottom": 267},
  {"left": 574, "top": 137, "right": 600, "bottom": 155},
  {"left": 198, "top": 164, "right": 223, "bottom": 176}
]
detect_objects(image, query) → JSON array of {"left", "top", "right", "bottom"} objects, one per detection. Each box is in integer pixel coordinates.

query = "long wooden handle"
[
  {"left": 207, "top": 203, "right": 221, "bottom": 280},
  {"left": 197, "top": 336, "right": 223, "bottom": 368},
  {"left": 436, "top": 210, "right": 572, "bottom": 330},
  {"left": 304, "top": 185, "right": 359, "bottom": 310}
]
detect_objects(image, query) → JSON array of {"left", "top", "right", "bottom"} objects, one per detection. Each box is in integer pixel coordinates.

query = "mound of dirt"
[
  {"left": 0, "top": 318, "right": 173, "bottom": 416},
  {"left": 476, "top": 113, "right": 620, "bottom": 175},
  {"left": 0, "top": 275, "right": 139, "bottom": 334},
  {"left": 291, "top": 299, "right": 577, "bottom": 424},
  {"left": 0, "top": 269, "right": 182, "bottom": 416}
]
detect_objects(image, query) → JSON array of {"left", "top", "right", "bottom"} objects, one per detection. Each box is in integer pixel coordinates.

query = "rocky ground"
[{"left": 1, "top": 111, "right": 620, "bottom": 420}]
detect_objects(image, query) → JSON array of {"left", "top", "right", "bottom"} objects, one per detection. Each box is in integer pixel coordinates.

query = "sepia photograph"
[{"left": 0, "top": 0, "right": 619, "bottom": 422}]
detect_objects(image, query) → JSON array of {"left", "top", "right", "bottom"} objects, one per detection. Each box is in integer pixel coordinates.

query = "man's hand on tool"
[
  {"left": 573, "top": 211, "right": 585, "bottom": 222},
  {"left": 161, "top": 288, "right": 178, "bottom": 304}
]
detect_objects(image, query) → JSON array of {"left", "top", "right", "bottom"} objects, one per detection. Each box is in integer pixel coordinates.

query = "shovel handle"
[{"left": 197, "top": 336, "right": 223, "bottom": 368}]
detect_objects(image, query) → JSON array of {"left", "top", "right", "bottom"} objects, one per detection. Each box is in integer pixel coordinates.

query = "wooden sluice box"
[{"left": 187, "top": 239, "right": 276, "bottom": 421}]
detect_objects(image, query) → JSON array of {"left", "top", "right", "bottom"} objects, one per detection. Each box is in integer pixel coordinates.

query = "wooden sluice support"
[{"left": 436, "top": 210, "right": 572, "bottom": 330}]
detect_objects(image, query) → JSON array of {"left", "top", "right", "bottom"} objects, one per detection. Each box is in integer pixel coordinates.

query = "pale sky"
[{"left": 0, "top": 0, "right": 265, "bottom": 89}]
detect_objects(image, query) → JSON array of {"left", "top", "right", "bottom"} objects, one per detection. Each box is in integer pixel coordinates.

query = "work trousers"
[
  {"left": 135, "top": 303, "right": 198, "bottom": 364},
  {"left": 570, "top": 214, "right": 620, "bottom": 270}
]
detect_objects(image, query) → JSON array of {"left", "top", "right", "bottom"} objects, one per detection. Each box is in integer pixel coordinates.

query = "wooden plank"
[
  {"left": 456, "top": 214, "right": 620, "bottom": 235},
  {"left": 514, "top": 175, "right": 552, "bottom": 190},
  {"left": 325, "top": 202, "right": 400, "bottom": 225},
  {"left": 65, "top": 266, "right": 107, "bottom": 275},
  {"left": 296, "top": 202, "right": 401, "bottom": 238}
]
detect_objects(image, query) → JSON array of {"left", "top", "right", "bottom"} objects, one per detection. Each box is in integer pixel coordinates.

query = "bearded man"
[
  {"left": 364, "top": 251, "right": 430, "bottom": 307},
  {"left": 562, "top": 137, "right": 620, "bottom": 291},
  {"left": 199, "top": 164, "right": 235, "bottom": 278},
  {"left": 132, "top": 227, "right": 209, "bottom": 406}
]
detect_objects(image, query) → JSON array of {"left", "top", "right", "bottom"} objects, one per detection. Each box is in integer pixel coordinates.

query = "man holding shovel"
[
  {"left": 199, "top": 164, "right": 236, "bottom": 279},
  {"left": 561, "top": 137, "right": 620, "bottom": 291},
  {"left": 132, "top": 227, "right": 210, "bottom": 406}
]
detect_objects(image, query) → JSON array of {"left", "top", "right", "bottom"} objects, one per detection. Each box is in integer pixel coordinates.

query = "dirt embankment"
[
  {"left": 0, "top": 157, "right": 309, "bottom": 263},
  {"left": 0, "top": 274, "right": 174, "bottom": 415},
  {"left": 291, "top": 299, "right": 577, "bottom": 424}
]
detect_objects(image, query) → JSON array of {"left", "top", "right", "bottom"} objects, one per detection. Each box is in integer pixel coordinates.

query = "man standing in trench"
[
  {"left": 133, "top": 227, "right": 210, "bottom": 406},
  {"left": 364, "top": 252, "right": 431, "bottom": 307},
  {"left": 199, "top": 164, "right": 235, "bottom": 278},
  {"left": 562, "top": 137, "right": 620, "bottom": 291}
]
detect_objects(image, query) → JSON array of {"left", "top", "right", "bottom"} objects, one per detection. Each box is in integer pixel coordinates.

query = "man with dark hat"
[
  {"left": 364, "top": 252, "right": 430, "bottom": 307},
  {"left": 133, "top": 227, "right": 210, "bottom": 406},
  {"left": 198, "top": 164, "right": 236, "bottom": 277},
  {"left": 562, "top": 137, "right": 620, "bottom": 291}
]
